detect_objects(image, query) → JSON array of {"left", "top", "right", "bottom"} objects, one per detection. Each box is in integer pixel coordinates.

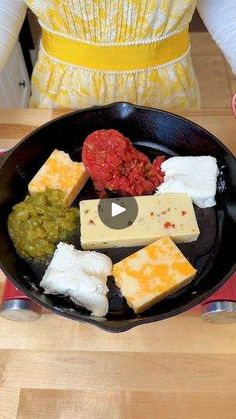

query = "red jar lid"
[
  {"left": 0, "top": 279, "right": 41, "bottom": 321},
  {"left": 203, "top": 273, "right": 236, "bottom": 304}
]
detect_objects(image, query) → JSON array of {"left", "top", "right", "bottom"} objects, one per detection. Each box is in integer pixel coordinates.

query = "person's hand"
[{"left": 232, "top": 92, "right": 236, "bottom": 117}]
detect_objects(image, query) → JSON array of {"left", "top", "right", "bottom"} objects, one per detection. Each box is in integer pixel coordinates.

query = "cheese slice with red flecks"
[
  {"left": 112, "top": 236, "right": 197, "bottom": 314},
  {"left": 80, "top": 193, "right": 200, "bottom": 249},
  {"left": 28, "top": 149, "right": 89, "bottom": 206}
]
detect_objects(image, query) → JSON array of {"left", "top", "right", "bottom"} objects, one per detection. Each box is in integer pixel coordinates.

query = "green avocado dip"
[{"left": 8, "top": 189, "right": 79, "bottom": 260}]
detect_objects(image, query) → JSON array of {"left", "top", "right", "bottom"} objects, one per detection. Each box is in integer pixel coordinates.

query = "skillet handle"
[{"left": 0, "top": 150, "right": 42, "bottom": 321}]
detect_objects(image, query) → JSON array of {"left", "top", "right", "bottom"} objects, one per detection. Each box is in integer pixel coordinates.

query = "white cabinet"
[{"left": 0, "top": 42, "right": 30, "bottom": 108}]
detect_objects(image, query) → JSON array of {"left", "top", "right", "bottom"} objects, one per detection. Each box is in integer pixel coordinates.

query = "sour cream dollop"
[
  {"left": 40, "top": 242, "right": 112, "bottom": 317},
  {"left": 156, "top": 156, "right": 219, "bottom": 208}
]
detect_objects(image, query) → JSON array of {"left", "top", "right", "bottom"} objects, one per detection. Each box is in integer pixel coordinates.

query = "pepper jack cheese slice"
[
  {"left": 28, "top": 149, "right": 89, "bottom": 206},
  {"left": 113, "top": 236, "right": 197, "bottom": 314},
  {"left": 80, "top": 194, "right": 200, "bottom": 249}
]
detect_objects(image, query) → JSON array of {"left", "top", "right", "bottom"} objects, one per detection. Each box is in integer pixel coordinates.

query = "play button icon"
[
  {"left": 112, "top": 202, "right": 126, "bottom": 217},
  {"left": 98, "top": 197, "right": 138, "bottom": 230}
]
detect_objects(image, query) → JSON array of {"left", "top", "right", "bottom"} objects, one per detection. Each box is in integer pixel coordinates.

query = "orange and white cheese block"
[
  {"left": 112, "top": 236, "right": 197, "bottom": 314},
  {"left": 28, "top": 149, "right": 89, "bottom": 206}
]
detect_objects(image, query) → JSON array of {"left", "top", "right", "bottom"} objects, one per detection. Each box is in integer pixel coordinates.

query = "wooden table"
[{"left": 0, "top": 109, "right": 236, "bottom": 419}]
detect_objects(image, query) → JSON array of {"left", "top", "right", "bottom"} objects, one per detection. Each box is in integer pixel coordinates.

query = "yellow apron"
[{"left": 27, "top": 0, "right": 200, "bottom": 110}]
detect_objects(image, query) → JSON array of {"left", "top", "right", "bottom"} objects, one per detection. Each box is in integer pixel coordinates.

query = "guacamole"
[{"left": 8, "top": 189, "right": 79, "bottom": 260}]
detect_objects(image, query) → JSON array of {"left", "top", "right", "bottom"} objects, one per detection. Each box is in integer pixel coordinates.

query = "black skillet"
[{"left": 0, "top": 102, "right": 236, "bottom": 332}]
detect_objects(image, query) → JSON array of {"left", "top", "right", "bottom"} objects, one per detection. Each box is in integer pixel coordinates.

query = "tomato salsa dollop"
[{"left": 82, "top": 129, "right": 165, "bottom": 197}]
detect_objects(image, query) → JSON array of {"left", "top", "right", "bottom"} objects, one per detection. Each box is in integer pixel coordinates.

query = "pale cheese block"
[
  {"left": 28, "top": 149, "right": 89, "bottom": 206},
  {"left": 112, "top": 236, "right": 197, "bottom": 314},
  {"left": 80, "top": 194, "right": 200, "bottom": 249}
]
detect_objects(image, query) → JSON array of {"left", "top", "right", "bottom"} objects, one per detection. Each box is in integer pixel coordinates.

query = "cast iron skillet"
[{"left": 0, "top": 102, "right": 236, "bottom": 332}]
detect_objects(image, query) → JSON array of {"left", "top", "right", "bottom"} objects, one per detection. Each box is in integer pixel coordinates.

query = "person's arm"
[
  {"left": 0, "top": 0, "right": 27, "bottom": 73},
  {"left": 197, "top": 0, "right": 236, "bottom": 75}
]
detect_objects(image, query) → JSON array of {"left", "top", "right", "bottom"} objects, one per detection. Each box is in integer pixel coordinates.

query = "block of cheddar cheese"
[
  {"left": 28, "top": 149, "right": 89, "bottom": 206},
  {"left": 80, "top": 193, "right": 200, "bottom": 249},
  {"left": 112, "top": 236, "right": 197, "bottom": 314}
]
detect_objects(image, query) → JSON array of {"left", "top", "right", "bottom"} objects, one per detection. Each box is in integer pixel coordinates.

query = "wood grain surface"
[{"left": 0, "top": 109, "right": 236, "bottom": 419}]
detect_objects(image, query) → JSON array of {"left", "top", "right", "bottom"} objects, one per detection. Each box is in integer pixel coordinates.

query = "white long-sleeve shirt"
[
  {"left": 197, "top": 0, "right": 236, "bottom": 74},
  {"left": 0, "top": 1, "right": 235, "bottom": 74},
  {"left": 0, "top": 0, "right": 27, "bottom": 72}
]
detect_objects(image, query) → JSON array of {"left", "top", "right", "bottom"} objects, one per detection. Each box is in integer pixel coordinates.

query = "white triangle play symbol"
[{"left": 111, "top": 202, "right": 126, "bottom": 217}]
